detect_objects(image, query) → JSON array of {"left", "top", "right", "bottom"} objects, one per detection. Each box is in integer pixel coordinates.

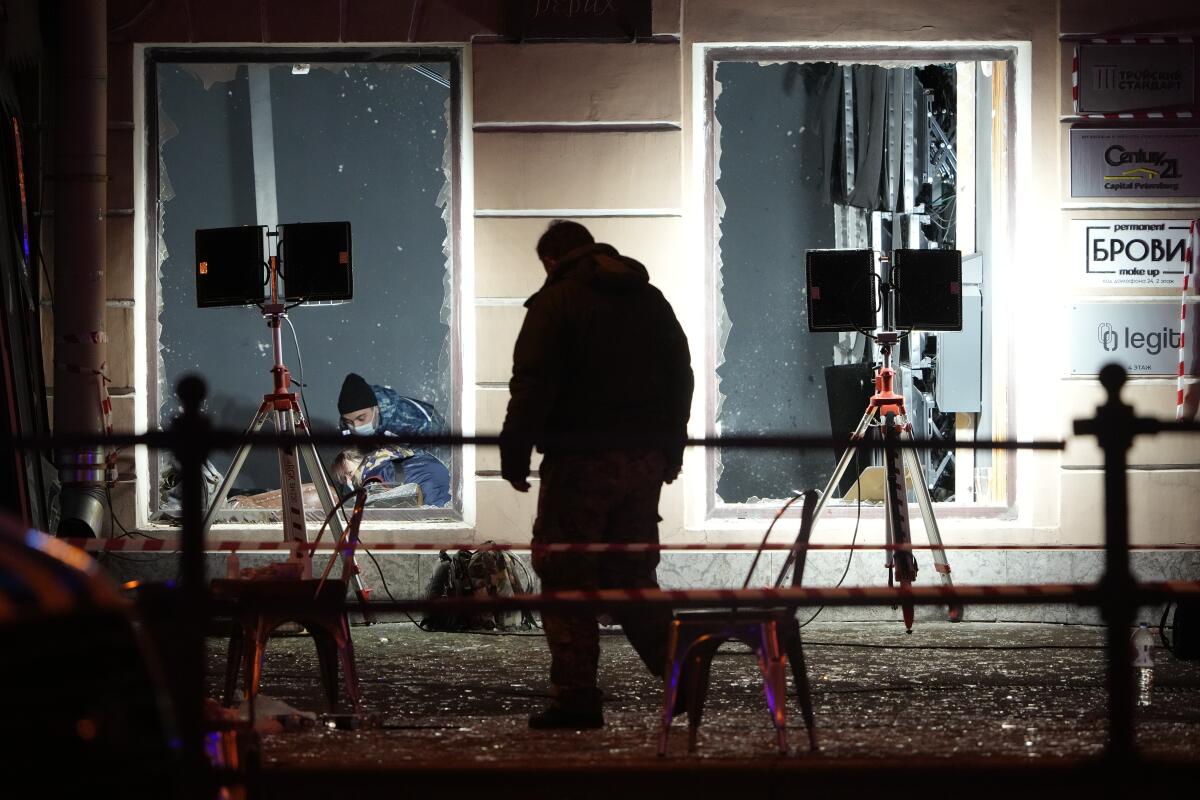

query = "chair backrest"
[{"left": 776, "top": 489, "right": 819, "bottom": 589}]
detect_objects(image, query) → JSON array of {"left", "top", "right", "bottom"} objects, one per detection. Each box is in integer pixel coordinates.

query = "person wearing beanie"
[
  {"left": 337, "top": 373, "right": 381, "bottom": 433},
  {"left": 335, "top": 373, "right": 452, "bottom": 506}
]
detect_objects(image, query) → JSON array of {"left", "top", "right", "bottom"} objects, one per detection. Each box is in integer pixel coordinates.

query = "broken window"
[
  {"left": 148, "top": 53, "right": 460, "bottom": 523},
  {"left": 710, "top": 55, "right": 1003, "bottom": 511}
]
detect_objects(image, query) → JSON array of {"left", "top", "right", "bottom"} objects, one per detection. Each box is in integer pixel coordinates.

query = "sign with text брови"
[
  {"left": 1071, "top": 127, "right": 1200, "bottom": 197},
  {"left": 1069, "top": 301, "right": 1181, "bottom": 375},
  {"left": 1071, "top": 219, "right": 1191, "bottom": 288}
]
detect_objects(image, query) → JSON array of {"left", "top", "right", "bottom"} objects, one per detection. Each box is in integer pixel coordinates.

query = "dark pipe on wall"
[{"left": 52, "top": 0, "right": 108, "bottom": 537}]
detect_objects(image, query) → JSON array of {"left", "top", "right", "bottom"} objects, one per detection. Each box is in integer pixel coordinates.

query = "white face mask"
[{"left": 351, "top": 418, "right": 377, "bottom": 436}]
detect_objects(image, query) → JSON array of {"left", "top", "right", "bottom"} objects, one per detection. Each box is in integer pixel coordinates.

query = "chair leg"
[
  {"left": 759, "top": 624, "right": 789, "bottom": 754},
  {"left": 657, "top": 624, "right": 683, "bottom": 757},
  {"left": 783, "top": 620, "right": 819, "bottom": 752},
  {"left": 224, "top": 625, "right": 244, "bottom": 708},
  {"left": 686, "top": 651, "right": 714, "bottom": 754},
  {"left": 244, "top": 617, "right": 271, "bottom": 715},
  {"left": 311, "top": 626, "right": 341, "bottom": 711},
  {"left": 336, "top": 613, "right": 361, "bottom": 711}
]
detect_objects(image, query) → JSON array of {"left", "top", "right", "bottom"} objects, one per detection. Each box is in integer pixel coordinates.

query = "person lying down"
[{"left": 331, "top": 446, "right": 451, "bottom": 508}]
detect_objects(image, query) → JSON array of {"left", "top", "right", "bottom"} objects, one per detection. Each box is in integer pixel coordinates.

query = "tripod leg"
[
  {"left": 883, "top": 412, "right": 916, "bottom": 632},
  {"left": 202, "top": 402, "right": 274, "bottom": 535},
  {"left": 806, "top": 408, "right": 877, "bottom": 531},
  {"left": 901, "top": 441, "right": 963, "bottom": 622},
  {"left": 297, "top": 433, "right": 375, "bottom": 624},
  {"left": 774, "top": 410, "right": 876, "bottom": 590},
  {"left": 275, "top": 409, "right": 311, "bottom": 578}
]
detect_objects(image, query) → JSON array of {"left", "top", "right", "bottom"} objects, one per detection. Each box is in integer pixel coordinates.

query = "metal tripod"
[
  {"left": 200, "top": 299, "right": 373, "bottom": 617},
  {"left": 806, "top": 334, "right": 963, "bottom": 632}
]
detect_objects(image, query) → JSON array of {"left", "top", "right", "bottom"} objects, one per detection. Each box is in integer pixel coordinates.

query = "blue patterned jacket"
[{"left": 372, "top": 384, "right": 447, "bottom": 444}]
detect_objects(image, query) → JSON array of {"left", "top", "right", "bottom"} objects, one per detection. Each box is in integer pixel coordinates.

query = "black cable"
[
  {"left": 310, "top": 487, "right": 360, "bottom": 552},
  {"left": 362, "top": 547, "right": 546, "bottom": 635},
  {"left": 38, "top": 248, "right": 53, "bottom": 304},
  {"left": 362, "top": 546, "right": 430, "bottom": 630},
  {"left": 741, "top": 492, "right": 804, "bottom": 590},
  {"left": 798, "top": 449, "right": 863, "bottom": 629},
  {"left": 1159, "top": 602, "right": 1175, "bottom": 653},
  {"left": 102, "top": 483, "right": 162, "bottom": 543},
  {"left": 283, "top": 315, "right": 316, "bottom": 428},
  {"left": 106, "top": 483, "right": 131, "bottom": 537},
  {"left": 108, "top": 0, "right": 160, "bottom": 33}
]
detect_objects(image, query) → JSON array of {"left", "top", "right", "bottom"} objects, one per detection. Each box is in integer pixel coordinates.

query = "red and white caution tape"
[
  {"left": 71, "top": 538, "right": 1200, "bottom": 554},
  {"left": 57, "top": 330, "right": 108, "bottom": 345},
  {"left": 1180, "top": 220, "right": 1199, "bottom": 416},
  {"left": 54, "top": 359, "right": 110, "bottom": 380},
  {"left": 199, "top": 581, "right": 1200, "bottom": 612}
]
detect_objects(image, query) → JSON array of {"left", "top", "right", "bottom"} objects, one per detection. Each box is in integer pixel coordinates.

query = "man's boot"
[{"left": 529, "top": 687, "right": 604, "bottom": 729}]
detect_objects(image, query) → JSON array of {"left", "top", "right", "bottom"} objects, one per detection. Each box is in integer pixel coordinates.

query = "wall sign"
[
  {"left": 1070, "top": 127, "right": 1200, "bottom": 197},
  {"left": 1072, "top": 219, "right": 1191, "bottom": 287},
  {"left": 1070, "top": 301, "right": 1181, "bottom": 375},
  {"left": 508, "top": 0, "right": 652, "bottom": 41},
  {"left": 1075, "top": 40, "right": 1196, "bottom": 114}
]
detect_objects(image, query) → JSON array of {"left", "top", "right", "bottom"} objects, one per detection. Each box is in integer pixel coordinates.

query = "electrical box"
[{"left": 934, "top": 286, "right": 982, "bottom": 412}]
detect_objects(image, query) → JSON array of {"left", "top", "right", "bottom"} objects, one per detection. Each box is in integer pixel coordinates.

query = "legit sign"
[
  {"left": 1069, "top": 301, "right": 1182, "bottom": 376},
  {"left": 1071, "top": 219, "right": 1191, "bottom": 288}
]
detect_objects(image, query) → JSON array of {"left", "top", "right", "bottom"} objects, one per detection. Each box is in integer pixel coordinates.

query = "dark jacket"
[{"left": 500, "top": 243, "right": 693, "bottom": 482}]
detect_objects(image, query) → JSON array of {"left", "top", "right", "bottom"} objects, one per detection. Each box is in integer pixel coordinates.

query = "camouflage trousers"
[{"left": 531, "top": 449, "right": 673, "bottom": 702}]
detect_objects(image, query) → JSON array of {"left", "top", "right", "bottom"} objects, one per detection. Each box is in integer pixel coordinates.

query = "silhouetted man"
[{"left": 500, "top": 220, "right": 693, "bottom": 729}]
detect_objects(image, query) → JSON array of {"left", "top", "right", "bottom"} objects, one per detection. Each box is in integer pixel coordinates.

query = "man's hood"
[{"left": 526, "top": 243, "right": 649, "bottom": 306}]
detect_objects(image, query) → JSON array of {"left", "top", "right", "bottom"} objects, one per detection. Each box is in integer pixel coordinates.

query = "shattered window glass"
[
  {"left": 152, "top": 58, "right": 457, "bottom": 522},
  {"left": 713, "top": 60, "right": 981, "bottom": 507}
]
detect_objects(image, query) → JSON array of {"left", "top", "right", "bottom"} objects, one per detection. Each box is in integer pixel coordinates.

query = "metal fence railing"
[{"left": 9, "top": 364, "right": 1200, "bottom": 784}]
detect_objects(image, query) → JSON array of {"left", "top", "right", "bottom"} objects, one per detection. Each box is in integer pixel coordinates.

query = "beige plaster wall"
[{"left": 91, "top": 0, "right": 1199, "bottom": 549}]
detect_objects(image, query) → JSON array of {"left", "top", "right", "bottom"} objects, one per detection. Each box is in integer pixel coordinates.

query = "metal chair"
[
  {"left": 658, "top": 490, "right": 819, "bottom": 755},
  {"left": 216, "top": 489, "right": 369, "bottom": 713},
  {"left": 215, "top": 577, "right": 361, "bottom": 713}
]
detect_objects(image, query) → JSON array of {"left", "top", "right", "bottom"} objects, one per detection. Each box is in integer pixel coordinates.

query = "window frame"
[
  {"left": 698, "top": 43, "right": 1019, "bottom": 522},
  {"left": 138, "top": 46, "right": 466, "bottom": 528}
]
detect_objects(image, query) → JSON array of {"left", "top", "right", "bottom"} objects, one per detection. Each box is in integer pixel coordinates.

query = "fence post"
[
  {"left": 1075, "top": 364, "right": 1136, "bottom": 763},
  {"left": 170, "top": 375, "right": 212, "bottom": 791}
]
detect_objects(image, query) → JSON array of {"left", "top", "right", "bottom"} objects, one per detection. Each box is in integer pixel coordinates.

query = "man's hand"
[{"left": 507, "top": 478, "right": 531, "bottom": 493}]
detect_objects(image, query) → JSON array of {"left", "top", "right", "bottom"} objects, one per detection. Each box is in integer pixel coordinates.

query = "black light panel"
[
  {"left": 280, "top": 221, "right": 353, "bottom": 302},
  {"left": 194, "top": 225, "right": 266, "bottom": 308},
  {"left": 805, "top": 249, "right": 877, "bottom": 332},
  {"left": 892, "top": 249, "right": 962, "bottom": 331}
]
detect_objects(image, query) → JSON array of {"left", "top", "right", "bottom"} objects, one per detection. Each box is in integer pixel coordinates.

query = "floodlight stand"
[
  {"left": 200, "top": 257, "right": 374, "bottom": 621},
  {"left": 803, "top": 260, "right": 962, "bottom": 632}
]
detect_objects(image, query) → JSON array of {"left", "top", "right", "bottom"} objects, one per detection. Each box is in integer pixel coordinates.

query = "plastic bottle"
[{"left": 1131, "top": 622, "right": 1155, "bottom": 707}]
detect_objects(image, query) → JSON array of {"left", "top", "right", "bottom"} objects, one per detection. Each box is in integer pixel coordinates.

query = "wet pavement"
[{"left": 207, "top": 619, "right": 1200, "bottom": 774}]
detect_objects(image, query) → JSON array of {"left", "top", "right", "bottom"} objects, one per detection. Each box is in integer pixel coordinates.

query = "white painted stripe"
[
  {"left": 475, "top": 209, "right": 684, "bottom": 218},
  {"left": 473, "top": 121, "right": 681, "bottom": 131},
  {"left": 248, "top": 66, "right": 279, "bottom": 232}
]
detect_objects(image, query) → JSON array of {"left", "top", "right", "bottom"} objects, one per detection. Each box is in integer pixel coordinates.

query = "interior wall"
[{"left": 64, "top": 0, "right": 1199, "bottom": 553}]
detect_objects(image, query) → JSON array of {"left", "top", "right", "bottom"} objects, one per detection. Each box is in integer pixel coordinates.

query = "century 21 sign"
[{"left": 1071, "top": 128, "right": 1200, "bottom": 197}]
